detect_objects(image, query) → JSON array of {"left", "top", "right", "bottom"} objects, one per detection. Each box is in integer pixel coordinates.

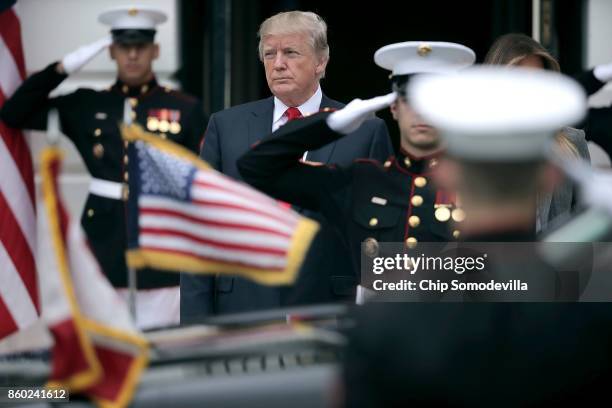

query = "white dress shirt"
[
  {"left": 272, "top": 86, "right": 323, "bottom": 161},
  {"left": 272, "top": 85, "right": 323, "bottom": 132}
]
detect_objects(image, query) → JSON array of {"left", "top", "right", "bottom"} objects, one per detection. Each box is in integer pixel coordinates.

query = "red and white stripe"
[
  {"left": 138, "top": 168, "right": 301, "bottom": 270},
  {"left": 0, "top": 5, "right": 38, "bottom": 339}
]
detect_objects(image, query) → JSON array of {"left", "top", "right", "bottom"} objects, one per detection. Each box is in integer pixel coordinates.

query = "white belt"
[{"left": 89, "top": 178, "right": 127, "bottom": 200}]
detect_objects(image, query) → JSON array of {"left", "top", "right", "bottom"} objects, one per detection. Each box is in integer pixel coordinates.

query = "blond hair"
[
  {"left": 485, "top": 33, "right": 578, "bottom": 157},
  {"left": 257, "top": 11, "right": 329, "bottom": 77}
]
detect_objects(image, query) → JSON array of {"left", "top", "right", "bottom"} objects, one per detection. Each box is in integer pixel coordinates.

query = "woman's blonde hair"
[
  {"left": 484, "top": 33, "right": 578, "bottom": 157},
  {"left": 257, "top": 11, "right": 330, "bottom": 78}
]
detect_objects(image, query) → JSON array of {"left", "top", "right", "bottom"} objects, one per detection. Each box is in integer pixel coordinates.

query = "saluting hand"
[
  {"left": 594, "top": 61, "right": 612, "bottom": 84},
  {"left": 57, "top": 35, "right": 113, "bottom": 75},
  {"left": 327, "top": 92, "right": 397, "bottom": 134}
]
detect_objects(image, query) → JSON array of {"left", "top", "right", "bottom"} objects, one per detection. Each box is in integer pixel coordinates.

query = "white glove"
[
  {"left": 593, "top": 61, "right": 612, "bottom": 83},
  {"left": 60, "top": 36, "right": 112, "bottom": 75},
  {"left": 580, "top": 169, "right": 612, "bottom": 216},
  {"left": 327, "top": 92, "right": 397, "bottom": 134}
]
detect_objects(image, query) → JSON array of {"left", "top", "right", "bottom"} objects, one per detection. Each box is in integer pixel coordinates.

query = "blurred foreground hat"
[
  {"left": 99, "top": 5, "right": 167, "bottom": 45},
  {"left": 408, "top": 66, "right": 587, "bottom": 161}
]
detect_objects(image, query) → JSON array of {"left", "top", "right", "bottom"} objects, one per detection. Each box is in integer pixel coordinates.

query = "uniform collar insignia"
[{"left": 113, "top": 77, "right": 159, "bottom": 97}]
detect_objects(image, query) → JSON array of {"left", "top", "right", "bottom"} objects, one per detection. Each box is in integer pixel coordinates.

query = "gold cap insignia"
[{"left": 417, "top": 43, "right": 432, "bottom": 57}]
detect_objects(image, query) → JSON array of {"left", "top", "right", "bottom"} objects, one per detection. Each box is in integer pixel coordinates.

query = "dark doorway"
[{"left": 273, "top": 0, "right": 531, "bottom": 151}]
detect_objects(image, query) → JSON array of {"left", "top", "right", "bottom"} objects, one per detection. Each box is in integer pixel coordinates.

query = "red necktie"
[
  {"left": 285, "top": 107, "right": 302, "bottom": 122},
  {"left": 278, "top": 107, "right": 303, "bottom": 211}
]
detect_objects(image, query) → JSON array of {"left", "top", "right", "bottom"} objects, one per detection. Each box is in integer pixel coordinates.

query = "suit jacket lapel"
[
  {"left": 307, "top": 94, "right": 345, "bottom": 164},
  {"left": 248, "top": 97, "right": 274, "bottom": 148}
]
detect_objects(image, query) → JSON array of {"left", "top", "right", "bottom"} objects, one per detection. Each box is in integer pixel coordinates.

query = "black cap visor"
[{"left": 112, "top": 29, "right": 156, "bottom": 45}]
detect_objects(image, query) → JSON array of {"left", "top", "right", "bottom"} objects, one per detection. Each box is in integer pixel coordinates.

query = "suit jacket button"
[{"left": 369, "top": 217, "right": 378, "bottom": 227}]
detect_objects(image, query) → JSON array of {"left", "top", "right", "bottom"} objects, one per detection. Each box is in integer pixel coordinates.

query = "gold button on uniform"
[
  {"left": 414, "top": 176, "right": 427, "bottom": 188},
  {"left": 453, "top": 230, "right": 461, "bottom": 239},
  {"left": 124, "top": 140, "right": 129, "bottom": 148},
  {"left": 129, "top": 98, "right": 138, "bottom": 107},
  {"left": 123, "top": 155, "right": 129, "bottom": 165},
  {"left": 369, "top": 217, "right": 379, "bottom": 227},
  {"left": 429, "top": 158, "right": 438, "bottom": 168},
  {"left": 122, "top": 186, "right": 130, "bottom": 201},
  {"left": 123, "top": 172, "right": 129, "bottom": 182},
  {"left": 411, "top": 195, "right": 423, "bottom": 207},
  {"left": 406, "top": 237, "right": 418, "bottom": 248},
  {"left": 384, "top": 160, "right": 391, "bottom": 168},
  {"left": 363, "top": 237, "right": 379, "bottom": 257},
  {"left": 435, "top": 206, "right": 451, "bottom": 222},
  {"left": 141, "top": 84, "right": 149, "bottom": 94},
  {"left": 121, "top": 85, "right": 129, "bottom": 94},
  {"left": 408, "top": 215, "right": 420, "bottom": 228},
  {"left": 404, "top": 157, "right": 412, "bottom": 167},
  {"left": 452, "top": 208, "right": 466, "bottom": 223},
  {"left": 87, "top": 209, "right": 94, "bottom": 217},
  {"left": 94, "top": 128, "right": 101, "bottom": 137},
  {"left": 93, "top": 143, "right": 104, "bottom": 158}
]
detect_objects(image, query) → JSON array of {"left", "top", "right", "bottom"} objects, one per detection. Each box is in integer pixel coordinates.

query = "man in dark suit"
[{"left": 180, "top": 11, "right": 392, "bottom": 321}]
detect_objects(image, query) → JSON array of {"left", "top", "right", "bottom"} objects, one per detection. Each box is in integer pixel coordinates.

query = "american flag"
[
  {"left": 0, "top": 0, "right": 39, "bottom": 339},
  {"left": 123, "top": 125, "right": 319, "bottom": 285}
]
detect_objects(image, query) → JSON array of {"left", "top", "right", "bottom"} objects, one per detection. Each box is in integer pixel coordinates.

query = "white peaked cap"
[
  {"left": 408, "top": 66, "right": 587, "bottom": 161},
  {"left": 374, "top": 41, "right": 476, "bottom": 76},
  {"left": 98, "top": 5, "right": 167, "bottom": 30}
]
